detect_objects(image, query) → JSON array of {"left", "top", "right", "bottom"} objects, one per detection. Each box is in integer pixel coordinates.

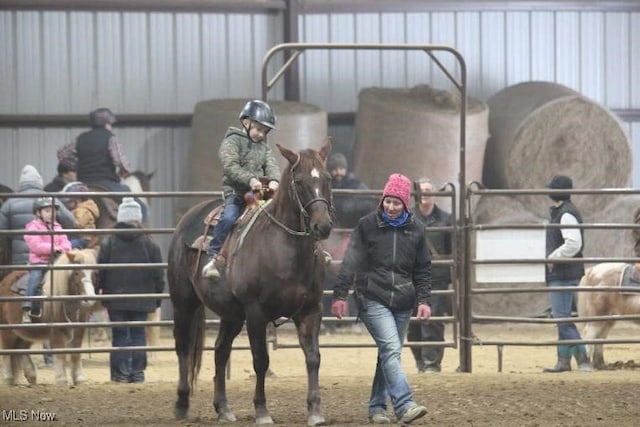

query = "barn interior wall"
[{"left": 0, "top": 3, "right": 638, "bottom": 244}]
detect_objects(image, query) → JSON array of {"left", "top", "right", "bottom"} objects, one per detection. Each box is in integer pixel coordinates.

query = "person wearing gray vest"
[{"left": 543, "top": 175, "right": 591, "bottom": 373}]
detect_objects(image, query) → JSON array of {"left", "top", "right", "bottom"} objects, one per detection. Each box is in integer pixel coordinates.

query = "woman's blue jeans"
[
  {"left": 547, "top": 279, "right": 582, "bottom": 342},
  {"left": 359, "top": 297, "right": 415, "bottom": 418},
  {"left": 107, "top": 310, "right": 148, "bottom": 382}
]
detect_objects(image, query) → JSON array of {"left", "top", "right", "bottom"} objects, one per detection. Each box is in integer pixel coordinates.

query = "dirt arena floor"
[{"left": 1, "top": 322, "right": 639, "bottom": 426}]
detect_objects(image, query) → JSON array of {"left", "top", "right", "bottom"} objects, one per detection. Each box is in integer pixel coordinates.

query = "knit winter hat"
[
  {"left": 547, "top": 175, "right": 573, "bottom": 201},
  {"left": 19, "top": 164, "right": 44, "bottom": 190},
  {"left": 117, "top": 197, "right": 142, "bottom": 223},
  {"left": 381, "top": 173, "right": 412, "bottom": 210},
  {"left": 327, "top": 153, "right": 348, "bottom": 171}
]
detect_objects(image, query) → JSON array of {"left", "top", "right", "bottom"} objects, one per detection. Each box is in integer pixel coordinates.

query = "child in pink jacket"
[{"left": 22, "top": 196, "right": 72, "bottom": 321}]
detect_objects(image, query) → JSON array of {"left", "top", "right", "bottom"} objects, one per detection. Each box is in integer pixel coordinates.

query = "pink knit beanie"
[{"left": 381, "top": 173, "right": 412, "bottom": 210}]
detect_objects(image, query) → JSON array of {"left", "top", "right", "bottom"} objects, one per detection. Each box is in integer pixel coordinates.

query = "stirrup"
[{"left": 22, "top": 311, "right": 32, "bottom": 324}]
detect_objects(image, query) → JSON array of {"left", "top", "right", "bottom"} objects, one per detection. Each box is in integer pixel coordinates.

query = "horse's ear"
[
  {"left": 66, "top": 251, "right": 76, "bottom": 263},
  {"left": 147, "top": 171, "right": 156, "bottom": 180},
  {"left": 319, "top": 137, "right": 332, "bottom": 163},
  {"left": 276, "top": 143, "right": 298, "bottom": 165}
]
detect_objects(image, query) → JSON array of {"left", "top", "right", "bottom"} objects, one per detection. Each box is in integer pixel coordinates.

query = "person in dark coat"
[
  {"left": 43, "top": 159, "right": 77, "bottom": 193},
  {"left": 331, "top": 173, "right": 431, "bottom": 425},
  {"left": 407, "top": 178, "right": 452, "bottom": 373},
  {"left": 0, "top": 165, "right": 75, "bottom": 265},
  {"left": 97, "top": 197, "right": 165, "bottom": 383}
]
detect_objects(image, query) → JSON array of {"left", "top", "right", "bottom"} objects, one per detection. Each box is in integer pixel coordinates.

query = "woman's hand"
[
  {"left": 331, "top": 299, "right": 347, "bottom": 319},
  {"left": 416, "top": 304, "right": 431, "bottom": 321}
]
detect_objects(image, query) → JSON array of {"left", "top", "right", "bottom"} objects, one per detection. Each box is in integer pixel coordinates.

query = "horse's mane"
[{"left": 41, "top": 249, "right": 96, "bottom": 297}]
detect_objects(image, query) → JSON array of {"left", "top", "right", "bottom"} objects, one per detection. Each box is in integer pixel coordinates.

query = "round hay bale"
[
  {"left": 483, "top": 81, "right": 631, "bottom": 218},
  {"left": 352, "top": 85, "right": 489, "bottom": 208},
  {"left": 189, "top": 99, "right": 327, "bottom": 192},
  {"left": 471, "top": 195, "right": 545, "bottom": 225},
  {"left": 583, "top": 194, "right": 640, "bottom": 260}
]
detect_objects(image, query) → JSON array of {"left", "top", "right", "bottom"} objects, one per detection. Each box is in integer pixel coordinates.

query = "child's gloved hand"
[
  {"left": 268, "top": 181, "right": 279, "bottom": 192},
  {"left": 249, "top": 178, "right": 262, "bottom": 191}
]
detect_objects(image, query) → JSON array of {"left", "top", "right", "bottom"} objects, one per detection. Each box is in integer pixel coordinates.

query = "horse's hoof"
[
  {"left": 218, "top": 411, "right": 237, "bottom": 423},
  {"left": 174, "top": 404, "right": 188, "bottom": 420},
  {"left": 308, "top": 414, "right": 327, "bottom": 426},
  {"left": 26, "top": 375, "right": 37, "bottom": 385},
  {"left": 255, "top": 415, "right": 274, "bottom": 425},
  {"left": 73, "top": 375, "right": 87, "bottom": 385}
]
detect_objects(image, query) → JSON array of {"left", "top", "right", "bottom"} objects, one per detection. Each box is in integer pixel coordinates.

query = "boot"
[
  {"left": 543, "top": 345, "right": 572, "bottom": 373},
  {"left": 572, "top": 345, "right": 592, "bottom": 372},
  {"left": 202, "top": 254, "right": 220, "bottom": 279}
]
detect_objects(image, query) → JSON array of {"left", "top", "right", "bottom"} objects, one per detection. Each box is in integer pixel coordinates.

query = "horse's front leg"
[
  {"left": 21, "top": 354, "right": 37, "bottom": 385},
  {"left": 213, "top": 319, "right": 244, "bottom": 423},
  {"left": 245, "top": 313, "right": 272, "bottom": 425},
  {"left": 50, "top": 334, "right": 69, "bottom": 385},
  {"left": 70, "top": 326, "right": 88, "bottom": 384},
  {"left": 294, "top": 306, "right": 325, "bottom": 427},
  {"left": 2, "top": 355, "right": 17, "bottom": 385}
]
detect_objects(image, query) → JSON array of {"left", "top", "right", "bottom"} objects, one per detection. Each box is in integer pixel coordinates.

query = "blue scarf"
[{"left": 381, "top": 210, "right": 409, "bottom": 227}]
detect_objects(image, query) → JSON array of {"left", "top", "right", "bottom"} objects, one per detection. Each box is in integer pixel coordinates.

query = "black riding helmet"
[
  {"left": 239, "top": 100, "right": 276, "bottom": 130},
  {"left": 32, "top": 196, "right": 61, "bottom": 215},
  {"left": 89, "top": 107, "right": 117, "bottom": 127}
]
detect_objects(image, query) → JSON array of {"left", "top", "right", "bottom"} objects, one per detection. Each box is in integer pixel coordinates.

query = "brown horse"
[
  {"left": 0, "top": 249, "right": 97, "bottom": 385},
  {"left": 168, "top": 139, "right": 333, "bottom": 425},
  {"left": 577, "top": 262, "right": 640, "bottom": 369}
]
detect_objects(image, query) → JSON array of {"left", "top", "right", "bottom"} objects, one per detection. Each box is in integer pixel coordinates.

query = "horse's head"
[
  {"left": 276, "top": 138, "right": 334, "bottom": 240},
  {"left": 63, "top": 249, "right": 98, "bottom": 308}
]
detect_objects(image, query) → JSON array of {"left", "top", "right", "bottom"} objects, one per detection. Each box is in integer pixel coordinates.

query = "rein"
[{"left": 259, "top": 153, "right": 332, "bottom": 239}]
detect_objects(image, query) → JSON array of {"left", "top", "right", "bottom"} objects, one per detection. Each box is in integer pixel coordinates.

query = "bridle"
[{"left": 260, "top": 153, "right": 333, "bottom": 239}]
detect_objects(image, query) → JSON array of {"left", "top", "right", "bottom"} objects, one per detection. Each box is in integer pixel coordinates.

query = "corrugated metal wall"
[
  {"left": 0, "top": 6, "right": 639, "bottom": 249},
  {"left": 0, "top": 9, "right": 284, "bottom": 254},
  {"left": 298, "top": 10, "right": 640, "bottom": 184}
]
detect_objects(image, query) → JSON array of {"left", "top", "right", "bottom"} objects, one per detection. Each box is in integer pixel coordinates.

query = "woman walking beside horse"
[{"left": 331, "top": 173, "right": 431, "bottom": 425}]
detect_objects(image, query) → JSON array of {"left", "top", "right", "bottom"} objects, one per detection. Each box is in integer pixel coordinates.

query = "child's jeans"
[
  {"left": 206, "top": 195, "right": 245, "bottom": 256},
  {"left": 70, "top": 237, "right": 88, "bottom": 249},
  {"left": 23, "top": 267, "right": 44, "bottom": 312}
]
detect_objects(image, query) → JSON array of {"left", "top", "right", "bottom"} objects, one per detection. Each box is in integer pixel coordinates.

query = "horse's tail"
[{"left": 187, "top": 304, "right": 205, "bottom": 393}]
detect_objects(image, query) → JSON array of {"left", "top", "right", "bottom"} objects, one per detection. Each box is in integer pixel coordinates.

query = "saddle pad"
[{"left": 620, "top": 264, "right": 640, "bottom": 288}]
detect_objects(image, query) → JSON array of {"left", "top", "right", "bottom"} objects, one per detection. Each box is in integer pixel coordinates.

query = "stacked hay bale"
[
  {"left": 482, "top": 81, "right": 631, "bottom": 219},
  {"left": 181, "top": 99, "right": 327, "bottom": 219},
  {"left": 474, "top": 81, "right": 633, "bottom": 315},
  {"left": 352, "top": 84, "right": 489, "bottom": 211}
]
